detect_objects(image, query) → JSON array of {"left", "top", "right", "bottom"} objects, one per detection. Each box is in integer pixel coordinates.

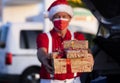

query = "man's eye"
[
  {"left": 54, "top": 16, "right": 60, "bottom": 18},
  {"left": 63, "top": 15, "right": 70, "bottom": 18}
]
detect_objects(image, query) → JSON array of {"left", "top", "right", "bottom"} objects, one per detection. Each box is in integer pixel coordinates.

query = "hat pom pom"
[{"left": 43, "top": 11, "right": 49, "bottom": 18}]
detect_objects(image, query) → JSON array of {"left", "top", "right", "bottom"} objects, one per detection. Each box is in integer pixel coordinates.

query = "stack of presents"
[{"left": 52, "top": 40, "right": 94, "bottom": 74}]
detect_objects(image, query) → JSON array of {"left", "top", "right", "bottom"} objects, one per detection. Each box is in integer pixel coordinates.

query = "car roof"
[{"left": 2, "top": 22, "right": 43, "bottom": 30}]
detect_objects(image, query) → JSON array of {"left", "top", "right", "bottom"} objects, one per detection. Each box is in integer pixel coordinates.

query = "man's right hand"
[
  {"left": 37, "top": 48, "right": 54, "bottom": 74},
  {"left": 41, "top": 55, "right": 54, "bottom": 74}
]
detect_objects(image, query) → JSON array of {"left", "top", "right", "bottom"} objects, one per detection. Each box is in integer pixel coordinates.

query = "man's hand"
[
  {"left": 37, "top": 48, "right": 54, "bottom": 74},
  {"left": 41, "top": 55, "right": 54, "bottom": 74}
]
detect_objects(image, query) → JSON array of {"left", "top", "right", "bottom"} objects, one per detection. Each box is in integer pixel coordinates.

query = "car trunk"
[
  {"left": 82, "top": 0, "right": 120, "bottom": 64},
  {"left": 82, "top": 0, "right": 120, "bottom": 24},
  {"left": 81, "top": 0, "right": 120, "bottom": 82}
]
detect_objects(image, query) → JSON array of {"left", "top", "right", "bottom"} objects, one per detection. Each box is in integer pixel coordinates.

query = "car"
[
  {"left": 0, "top": 22, "right": 43, "bottom": 83},
  {"left": 82, "top": 0, "right": 120, "bottom": 83}
]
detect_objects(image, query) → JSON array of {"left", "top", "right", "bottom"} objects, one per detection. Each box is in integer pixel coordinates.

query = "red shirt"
[{"left": 36, "top": 28, "right": 85, "bottom": 80}]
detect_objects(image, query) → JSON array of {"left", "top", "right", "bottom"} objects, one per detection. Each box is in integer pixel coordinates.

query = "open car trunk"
[
  {"left": 82, "top": 0, "right": 120, "bottom": 64},
  {"left": 82, "top": 0, "right": 120, "bottom": 24},
  {"left": 82, "top": 0, "right": 120, "bottom": 65},
  {"left": 81, "top": 0, "right": 120, "bottom": 82}
]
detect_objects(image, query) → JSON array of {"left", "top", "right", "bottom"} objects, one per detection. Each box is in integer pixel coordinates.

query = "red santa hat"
[{"left": 44, "top": 0, "right": 73, "bottom": 20}]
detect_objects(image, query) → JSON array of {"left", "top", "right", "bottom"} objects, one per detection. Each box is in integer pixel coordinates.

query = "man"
[{"left": 36, "top": 0, "right": 85, "bottom": 83}]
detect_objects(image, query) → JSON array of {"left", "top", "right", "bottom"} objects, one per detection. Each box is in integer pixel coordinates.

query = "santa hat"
[{"left": 44, "top": 0, "right": 73, "bottom": 20}]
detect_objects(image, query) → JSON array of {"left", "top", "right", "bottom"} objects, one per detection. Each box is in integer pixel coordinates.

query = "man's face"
[{"left": 52, "top": 12, "right": 72, "bottom": 31}]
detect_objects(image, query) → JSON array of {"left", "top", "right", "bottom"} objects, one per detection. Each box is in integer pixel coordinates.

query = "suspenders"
[
  {"left": 46, "top": 32, "right": 52, "bottom": 54},
  {"left": 46, "top": 32, "right": 77, "bottom": 77},
  {"left": 70, "top": 31, "right": 74, "bottom": 40},
  {"left": 46, "top": 32, "right": 74, "bottom": 53}
]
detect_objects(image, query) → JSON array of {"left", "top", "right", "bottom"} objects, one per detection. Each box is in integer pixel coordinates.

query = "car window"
[
  {"left": 0, "top": 26, "right": 9, "bottom": 48},
  {"left": 0, "top": 26, "right": 9, "bottom": 42},
  {"left": 20, "top": 30, "right": 42, "bottom": 49}
]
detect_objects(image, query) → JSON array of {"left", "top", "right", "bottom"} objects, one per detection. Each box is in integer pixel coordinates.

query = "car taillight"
[{"left": 5, "top": 52, "right": 12, "bottom": 65}]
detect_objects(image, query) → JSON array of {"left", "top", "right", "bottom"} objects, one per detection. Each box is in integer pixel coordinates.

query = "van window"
[
  {"left": 0, "top": 26, "right": 9, "bottom": 42},
  {"left": 0, "top": 26, "right": 9, "bottom": 48},
  {"left": 20, "top": 30, "right": 42, "bottom": 49}
]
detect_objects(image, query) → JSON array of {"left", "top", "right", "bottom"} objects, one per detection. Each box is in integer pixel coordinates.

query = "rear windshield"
[
  {"left": 20, "top": 30, "right": 42, "bottom": 49},
  {"left": 0, "top": 25, "right": 9, "bottom": 42},
  {"left": 91, "top": 0, "right": 120, "bottom": 19},
  {"left": 0, "top": 25, "right": 9, "bottom": 48}
]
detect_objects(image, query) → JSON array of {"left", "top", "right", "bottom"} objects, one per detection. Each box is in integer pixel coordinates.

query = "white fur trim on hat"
[{"left": 48, "top": 4, "right": 73, "bottom": 20}]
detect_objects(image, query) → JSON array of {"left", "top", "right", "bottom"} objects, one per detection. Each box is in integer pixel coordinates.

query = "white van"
[{"left": 0, "top": 22, "right": 43, "bottom": 83}]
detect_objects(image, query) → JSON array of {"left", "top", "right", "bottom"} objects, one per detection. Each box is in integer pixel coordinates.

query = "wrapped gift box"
[
  {"left": 66, "top": 50, "right": 88, "bottom": 58},
  {"left": 70, "top": 53, "right": 94, "bottom": 73},
  {"left": 53, "top": 59, "right": 67, "bottom": 74},
  {"left": 70, "top": 59, "right": 93, "bottom": 73},
  {"left": 63, "top": 40, "right": 88, "bottom": 50}
]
